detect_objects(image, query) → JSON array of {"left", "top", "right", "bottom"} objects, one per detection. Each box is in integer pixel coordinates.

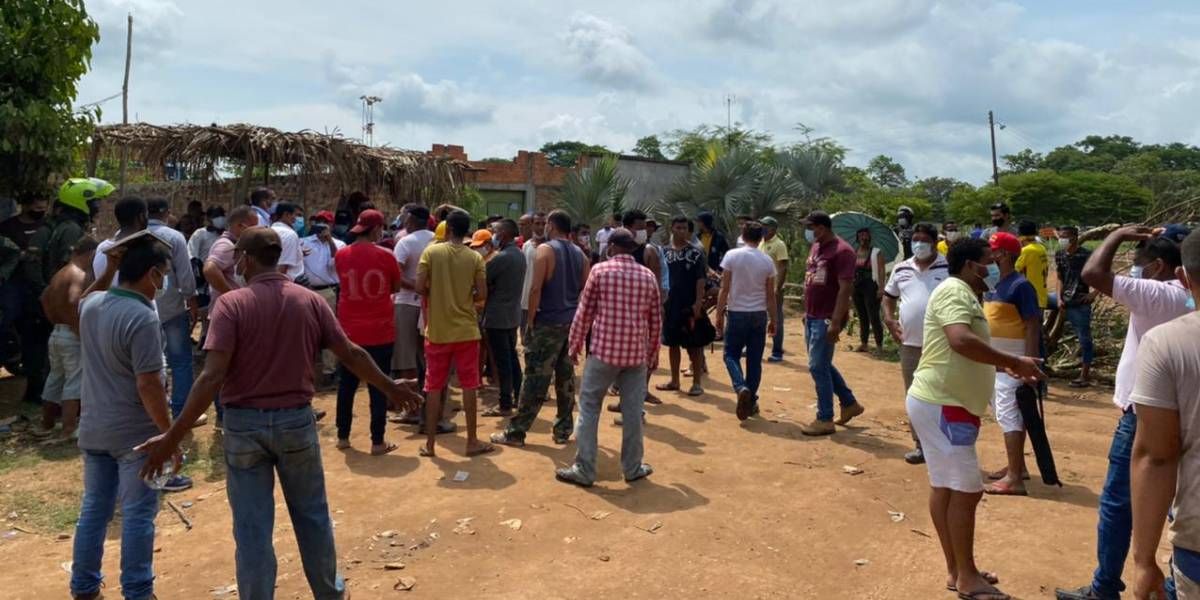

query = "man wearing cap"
[
  {"left": 302, "top": 210, "right": 346, "bottom": 386},
  {"left": 270, "top": 202, "right": 305, "bottom": 281},
  {"left": 417, "top": 210, "right": 493, "bottom": 457},
  {"left": 1056, "top": 224, "right": 1192, "bottom": 600},
  {"left": 556, "top": 227, "right": 660, "bottom": 487},
  {"left": 483, "top": 219, "right": 526, "bottom": 417},
  {"left": 980, "top": 231, "right": 1041, "bottom": 496},
  {"left": 391, "top": 204, "right": 435, "bottom": 424},
  {"left": 799, "top": 211, "right": 865, "bottom": 436},
  {"left": 759, "top": 216, "right": 790, "bottom": 362},
  {"left": 137, "top": 225, "right": 421, "bottom": 600},
  {"left": 333, "top": 209, "right": 403, "bottom": 455},
  {"left": 470, "top": 228, "right": 494, "bottom": 261}
]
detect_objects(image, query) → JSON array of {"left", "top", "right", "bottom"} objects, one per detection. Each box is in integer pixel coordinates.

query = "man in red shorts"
[{"left": 416, "top": 210, "right": 493, "bottom": 457}]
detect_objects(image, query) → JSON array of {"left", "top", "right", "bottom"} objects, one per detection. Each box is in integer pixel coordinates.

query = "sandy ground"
[{"left": 0, "top": 316, "right": 1164, "bottom": 599}]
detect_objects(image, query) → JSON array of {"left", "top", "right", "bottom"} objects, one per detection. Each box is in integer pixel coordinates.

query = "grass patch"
[{"left": 5, "top": 489, "right": 80, "bottom": 533}]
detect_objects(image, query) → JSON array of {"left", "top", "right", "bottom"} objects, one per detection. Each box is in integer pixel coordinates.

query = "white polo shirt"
[
  {"left": 883, "top": 254, "right": 950, "bottom": 348},
  {"left": 300, "top": 234, "right": 345, "bottom": 287},
  {"left": 270, "top": 222, "right": 305, "bottom": 281}
]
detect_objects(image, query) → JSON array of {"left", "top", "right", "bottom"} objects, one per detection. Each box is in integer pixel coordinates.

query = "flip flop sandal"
[
  {"left": 687, "top": 385, "right": 705, "bottom": 397},
  {"left": 986, "top": 471, "right": 1031, "bottom": 481},
  {"left": 984, "top": 481, "right": 1028, "bottom": 496},
  {"left": 418, "top": 446, "right": 435, "bottom": 457},
  {"left": 957, "top": 588, "right": 1010, "bottom": 600},
  {"left": 947, "top": 572, "right": 1000, "bottom": 591},
  {"left": 654, "top": 383, "right": 680, "bottom": 392},
  {"left": 1069, "top": 380, "right": 1092, "bottom": 388},
  {"left": 370, "top": 443, "right": 399, "bottom": 456},
  {"left": 466, "top": 443, "right": 496, "bottom": 457},
  {"left": 644, "top": 394, "right": 663, "bottom": 405}
]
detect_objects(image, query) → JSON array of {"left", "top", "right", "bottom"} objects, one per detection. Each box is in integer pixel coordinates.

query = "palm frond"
[{"left": 558, "top": 154, "right": 631, "bottom": 232}]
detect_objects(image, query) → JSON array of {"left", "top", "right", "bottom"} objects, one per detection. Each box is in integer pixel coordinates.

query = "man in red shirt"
[
  {"left": 334, "top": 209, "right": 403, "bottom": 455},
  {"left": 556, "top": 229, "right": 660, "bottom": 487},
  {"left": 137, "top": 227, "right": 420, "bottom": 600},
  {"left": 800, "top": 210, "right": 865, "bottom": 436}
]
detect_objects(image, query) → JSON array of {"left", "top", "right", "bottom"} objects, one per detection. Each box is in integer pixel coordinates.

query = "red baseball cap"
[
  {"left": 350, "top": 209, "right": 385, "bottom": 234},
  {"left": 312, "top": 210, "right": 334, "bottom": 223},
  {"left": 989, "top": 231, "right": 1022, "bottom": 256}
]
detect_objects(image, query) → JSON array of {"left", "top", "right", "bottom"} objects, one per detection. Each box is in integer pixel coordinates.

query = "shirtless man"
[{"left": 36, "top": 237, "right": 98, "bottom": 439}]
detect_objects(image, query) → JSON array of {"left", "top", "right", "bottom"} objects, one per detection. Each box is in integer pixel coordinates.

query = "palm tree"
[
  {"left": 659, "top": 145, "right": 803, "bottom": 234},
  {"left": 780, "top": 145, "right": 845, "bottom": 209},
  {"left": 558, "top": 154, "right": 631, "bottom": 233}
]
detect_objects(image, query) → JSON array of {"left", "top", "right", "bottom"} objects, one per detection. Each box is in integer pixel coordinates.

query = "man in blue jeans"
[
  {"left": 715, "top": 221, "right": 777, "bottom": 421},
  {"left": 798, "top": 211, "right": 865, "bottom": 436},
  {"left": 145, "top": 199, "right": 200, "bottom": 419},
  {"left": 72, "top": 234, "right": 175, "bottom": 600},
  {"left": 1053, "top": 225, "right": 1096, "bottom": 388},
  {"left": 138, "top": 227, "right": 421, "bottom": 600},
  {"left": 1056, "top": 225, "right": 1192, "bottom": 600}
]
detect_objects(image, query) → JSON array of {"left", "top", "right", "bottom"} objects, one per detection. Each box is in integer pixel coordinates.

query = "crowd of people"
[{"left": 1, "top": 183, "right": 1199, "bottom": 600}]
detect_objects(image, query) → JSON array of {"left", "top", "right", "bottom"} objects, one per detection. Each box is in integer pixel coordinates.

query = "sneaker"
[
  {"left": 161, "top": 475, "right": 194, "bottom": 493},
  {"left": 800, "top": 419, "right": 836, "bottom": 436},
  {"left": 904, "top": 448, "right": 925, "bottom": 465},
  {"left": 190, "top": 414, "right": 209, "bottom": 428},
  {"left": 767, "top": 355, "right": 784, "bottom": 363},
  {"left": 835, "top": 403, "right": 865, "bottom": 426},
  {"left": 388, "top": 411, "right": 420, "bottom": 425},
  {"left": 555, "top": 467, "right": 593, "bottom": 488},
  {"left": 735, "top": 388, "right": 753, "bottom": 421},
  {"left": 625, "top": 464, "right": 653, "bottom": 483},
  {"left": 490, "top": 432, "right": 525, "bottom": 448},
  {"left": 72, "top": 592, "right": 104, "bottom": 600},
  {"left": 1054, "top": 585, "right": 1114, "bottom": 600}
]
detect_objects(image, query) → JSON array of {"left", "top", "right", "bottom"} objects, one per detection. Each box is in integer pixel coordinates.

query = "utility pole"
[
  {"left": 118, "top": 13, "right": 133, "bottom": 193},
  {"left": 725, "top": 94, "right": 735, "bottom": 130},
  {"left": 988, "top": 110, "right": 999, "bottom": 186}
]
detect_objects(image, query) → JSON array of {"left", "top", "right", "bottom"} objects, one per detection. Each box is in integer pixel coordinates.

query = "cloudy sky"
[{"left": 77, "top": 0, "right": 1200, "bottom": 184}]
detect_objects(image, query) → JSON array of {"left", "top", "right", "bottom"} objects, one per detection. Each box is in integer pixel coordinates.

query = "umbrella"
[
  {"left": 830, "top": 212, "right": 902, "bottom": 262},
  {"left": 1016, "top": 383, "right": 1062, "bottom": 487}
]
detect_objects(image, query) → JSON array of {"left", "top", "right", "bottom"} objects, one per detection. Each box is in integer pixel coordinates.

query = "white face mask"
[
  {"left": 211, "top": 217, "right": 227, "bottom": 230},
  {"left": 635, "top": 230, "right": 648, "bottom": 244},
  {"left": 945, "top": 231, "right": 960, "bottom": 242},
  {"left": 1129, "top": 265, "right": 1144, "bottom": 280},
  {"left": 1057, "top": 237, "right": 1072, "bottom": 246},
  {"left": 912, "top": 241, "right": 934, "bottom": 260}
]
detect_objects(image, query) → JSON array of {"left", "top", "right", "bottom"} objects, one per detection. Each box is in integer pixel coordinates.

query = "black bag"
[
  {"left": 684, "top": 313, "right": 717, "bottom": 348},
  {"left": 1016, "top": 383, "right": 1062, "bottom": 487}
]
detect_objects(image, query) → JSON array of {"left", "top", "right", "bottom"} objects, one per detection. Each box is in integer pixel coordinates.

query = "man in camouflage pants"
[{"left": 493, "top": 210, "right": 589, "bottom": 447}]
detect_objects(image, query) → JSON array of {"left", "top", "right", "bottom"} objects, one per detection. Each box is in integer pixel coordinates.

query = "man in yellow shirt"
[
  {"left": 906, "top": 236, "right": 1044, "bottom": 600},
  {"left": 1014, "top": 220, "right": 1049, "bottom": 309},
  {"left": 759, "top": 216, "right": 790, "bottom": 362},
  {"left": 937, "top": 221, "right": 960, "bottom": 256},
  {"left": 417, "top": 210, "right": 490, "bottom": 458}
]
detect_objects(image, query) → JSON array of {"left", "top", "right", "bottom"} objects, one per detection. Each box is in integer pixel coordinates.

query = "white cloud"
[
  {"left": 560, "top": 13, "right": 656, "bottom": 91},
  {"left": 368, "top": 74, "right": 494, "bottom": 127}
]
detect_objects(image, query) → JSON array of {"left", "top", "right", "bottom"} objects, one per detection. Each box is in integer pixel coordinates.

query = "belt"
[
  {"left": 224, "top": 404, "right": 312, "bottom": 413},
  {"left": 309, "top": 284, "right": 338, "bottom": 291}
]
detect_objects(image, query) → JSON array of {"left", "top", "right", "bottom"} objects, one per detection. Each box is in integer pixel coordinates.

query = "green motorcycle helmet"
[{"left": 58, "top": 177, "right": 115, "bottom": 216}]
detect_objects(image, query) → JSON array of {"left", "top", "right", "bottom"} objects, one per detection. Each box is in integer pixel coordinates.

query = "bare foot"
[{"left": 419, "top": 444, "right": 435, "bottom": 458}]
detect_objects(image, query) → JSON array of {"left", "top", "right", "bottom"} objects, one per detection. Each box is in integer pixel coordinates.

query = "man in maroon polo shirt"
[{"left": 137, "top": 227, "right": 420, "bottom": 600}]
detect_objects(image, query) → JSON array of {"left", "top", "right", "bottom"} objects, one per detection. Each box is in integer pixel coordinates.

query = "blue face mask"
[
  {"left": 1129, "top": 265, "right": 1144, "bottom": 280},
  {"left": 1188, "top": 295, "right": 1197, "bottom": 310},
  {"left": 292, "top": 216, "right": 305, "bottom": 235},
  {"left": 804, "top": 229, "right": 816, "bottom": 244},
  {"left": 983, "top": 262, "right": 1002, "bottom": 291}
]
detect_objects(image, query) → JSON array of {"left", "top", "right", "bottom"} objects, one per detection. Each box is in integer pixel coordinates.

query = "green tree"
[
  {"left": 865, "top": 155, "right": 908, "bottom": 188},
  {"left": 1, "top": 0, "right": 100, "bottom": 201},
  {"left": 539, "top": 140, "right": 610, "bottom": 168},
  {"left": 778, "top": 145, "right": 845, "bottom": 208},
  {"left": 631, "top": 135, "right": 666, "bottom": 160},
  {"left": 558, "top": 154, "right": 630, "bottom": 233},
  {"left": 911, "top": 176, "right": 969, "bottom": 222},
  {"left": 660, "top": 145, "right": 799, "bottom": 234},
  {"left": 1001, "top": 148, "right": 1044, "bottom": 174},
  {"left": 664, "top": 124, "right": 773, "bottom": 164},
  {"left": 946, "top": 185, "right": 1011, "bottom": 226}
]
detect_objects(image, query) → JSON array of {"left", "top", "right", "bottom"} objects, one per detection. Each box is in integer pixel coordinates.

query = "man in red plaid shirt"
[{"left": 556, "top": 228, "right": 661, "bottom": 487}]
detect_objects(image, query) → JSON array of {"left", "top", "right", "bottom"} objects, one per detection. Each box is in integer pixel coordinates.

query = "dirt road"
[{"left": 0, "top": 317, "right": 1154, "bottom": 599}]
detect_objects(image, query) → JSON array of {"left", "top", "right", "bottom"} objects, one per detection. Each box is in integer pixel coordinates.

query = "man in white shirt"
[
  {"left": 269, "top": 202, "right": 305, "bottom": 281},
  {"left": 187, "top": 206, "right": 224, "bottom": 263},
  {"left": 302, "top": 210, "right": 346, "bottom": 382},
  {"left": 714, "top": 221, "right": 777, "bottom": 421},
  {"left": 390, "top": 204, "right": 435, "bottom": 423},
  {"left": 520, "top": 212, "right": 547, "bottom": 333},
  {"left": 1057, "top": 225, "right": 1192, "bottom": 600},
  {"left": 594, "top": 212, "right": 619, "bottom": 259},
  {"left": 882, "top": 223, "right": 949, "bottom": 465}
]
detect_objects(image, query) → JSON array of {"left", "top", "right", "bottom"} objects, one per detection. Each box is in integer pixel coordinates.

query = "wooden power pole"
[
  {"left": 117, "top": 13, "right": 132, "bottom": 193},
  {"left": 988, "top": 110, "right": 1000, "bottom": 186}
]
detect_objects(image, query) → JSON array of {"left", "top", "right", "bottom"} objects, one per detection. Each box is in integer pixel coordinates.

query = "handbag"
[{"left": 684, "top": 313, "right": 717, "bottom": 348}]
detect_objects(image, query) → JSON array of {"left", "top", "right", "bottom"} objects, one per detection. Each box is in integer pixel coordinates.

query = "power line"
[{"left": 76, "top": 91, "right": 123, "bottom": 112}]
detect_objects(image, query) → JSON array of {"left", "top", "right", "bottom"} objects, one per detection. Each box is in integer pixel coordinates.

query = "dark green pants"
[{"left": 503, "top": 323, "right": 575, "bottom": 441}]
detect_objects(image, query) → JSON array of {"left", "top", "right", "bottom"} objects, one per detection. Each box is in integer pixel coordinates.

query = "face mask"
[
  {"left": 1057, "top": 237, "right": 1071, "bottom": 247},
  {"left": 945, "top": 231, "right": 960, "bottom": 242},
  {"left": 898, "top": 217, "right": 909, "bottom": 226},
  {"left": 292, "top": 217, "right": 305, "bottom": 235},
  {"left": 912, "top": 241, "right": 933, "bottom": 260},
  {"left": 27, "top": 210, "right": 46, "bottom": 220},
  {"left": 211, "top": 217, "right": 227, "bottom": 230},
  {"left": 983, "top": 263, "right": 1002, "bottom": 291},
  {"left": 804, "top": 229, "right": 816, "bottom": 244},
  {"left": 992, "top": 218, "right": 1006, "bottom": 228},
  {"left": 635, "top": 230, "right": 648, "bottom": 244},
  {"left": 1129, "top": 265, "right": 1144, "bottom": 280},
  {"left": 492, "top": 237, "right": 502, "bottom": 249},
  {"left": 152, "top": 268, "right": 167, "bottom": 292}
]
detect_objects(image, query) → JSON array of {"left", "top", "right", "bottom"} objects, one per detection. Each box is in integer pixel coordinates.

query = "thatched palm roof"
[{"left": 90, "top": 123, "right": 465, "bottom": 200}]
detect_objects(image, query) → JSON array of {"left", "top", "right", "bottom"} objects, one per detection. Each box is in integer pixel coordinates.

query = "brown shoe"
[
  {"left": 800, "top": 419, "right": 836, "bottom": 436},
  {"left": 835, "top": 403, "right": 865, "bottom": 426}
]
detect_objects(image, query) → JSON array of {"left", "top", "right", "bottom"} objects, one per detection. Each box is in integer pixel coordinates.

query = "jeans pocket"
[
  {"left": 277, "top": 420, "right": 319, "bottom": 455},
  {"left": 224, "top": 430, "right": 268, "bottom": 470}
]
